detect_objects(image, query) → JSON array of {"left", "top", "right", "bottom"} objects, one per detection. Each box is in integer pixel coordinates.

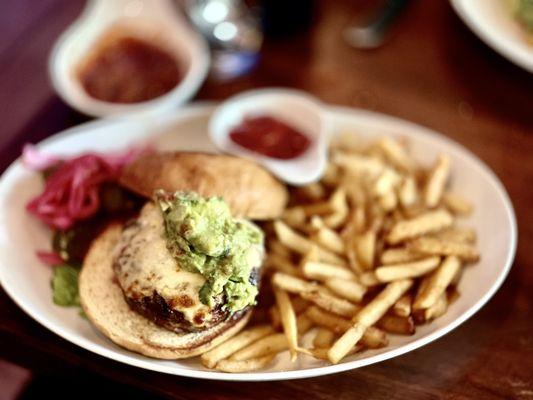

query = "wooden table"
[{"left": 1, "top": 0, "right": 532, "bottom": 398}]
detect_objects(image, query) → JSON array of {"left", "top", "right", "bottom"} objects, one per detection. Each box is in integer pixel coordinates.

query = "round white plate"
[
  {"left": 0, "top": 104, "right": 517, "bottom": 381},
  {"left": 451, "top": 0, "right": 533, "bottom": 72}
]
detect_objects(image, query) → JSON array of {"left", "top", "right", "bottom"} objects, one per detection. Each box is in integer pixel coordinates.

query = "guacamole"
[{"left": 156, "top": 191, "right": 263, "bottom": 313}]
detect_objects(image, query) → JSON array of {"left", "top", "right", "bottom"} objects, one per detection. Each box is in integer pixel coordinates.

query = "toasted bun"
[
  {"left": 79, "top": 224, "right": 252, "bottom": 359},
  {"left": 119, "top": 152, "right": 288, "bottom": 220}
]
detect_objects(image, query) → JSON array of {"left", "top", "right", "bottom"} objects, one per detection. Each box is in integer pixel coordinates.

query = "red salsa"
[
  {"left": 78, "top": 36, "right": 181, "bottom": 104},
  {"left": 229, "top": 116, "right": 311, "bottom": 160}
]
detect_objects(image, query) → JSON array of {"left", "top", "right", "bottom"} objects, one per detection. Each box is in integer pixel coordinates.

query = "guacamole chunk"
[{"left": 157, "top": 191, "right": 263, "bottom": 313}]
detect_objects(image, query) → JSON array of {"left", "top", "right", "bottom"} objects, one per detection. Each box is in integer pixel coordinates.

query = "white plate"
[
  {"left": 451, "top": 0, "right": 533, "bottom": 72},
  {"left": 0, "top": 104, "right": 517, "bottom": 381}
]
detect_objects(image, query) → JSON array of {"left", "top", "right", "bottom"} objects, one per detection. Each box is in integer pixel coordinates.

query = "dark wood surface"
[{"left": 1, "top": 0, "right": 532, "bottom": 399}]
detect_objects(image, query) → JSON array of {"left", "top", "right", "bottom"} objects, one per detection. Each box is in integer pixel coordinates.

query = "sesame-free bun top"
[{"left": 119, "top": 152, "right": 288, "bottom": 220}]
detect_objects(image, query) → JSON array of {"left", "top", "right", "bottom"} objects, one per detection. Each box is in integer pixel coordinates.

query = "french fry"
[
  {"left": 269, "top": 306, "right": 282, "bottom": 330},
  {"left": 299, "top": 182, "right": 326, "bottom": 201},
  {"left": 325, "top": 278, "right": 367, "bottom": 303},
  {"left": 299, "top": 202, "right": 335, "bottom": 216},
  {"left": 425, "top": 155, "right": 450, "bottom": 208},
  {"left": 374, "top": 168, "right": 401, "bottom": 196},
  {"left": 274, "top": 221, "right": 346, "bottom": 265},
  {"left": 399, "top": 176, "right": 418, "bottom": 208},
  {"left": 407, "top": 237, "right": 479, "bottom": 262},
  {"left": 378, "top": 137, "right": 413, "bottom": 172},
  {"left": 413, "top": 293, "right": 448, "bottom": 323},
  {"left": 413, "top": 255, "right": 461, "bottom": 310},
  {"left": 272, "top": 272, "right": 324, "bottom": 294},
  {"left": 359, "top": 271, "right": 380, "bottom": 286},
  {"left": 333, "top": 152, "right": 384, "bottom": 178},
  {"left": 302, "top": 261, "right": 357, "bottom": 281},
  {"left": 344, "top": 181, "right": 367, "bottom": 211},
  {"left": 314, "top": 227, "right": 345, "bottom": 254},
  {"left": 306, "top": 306, "right": 351, "bottom": 334},
  {"left": 377, "top": 315, "right": 415, "bottom": 335},
  {"left": 353, "top": 207, "right": 367, "bottom": 233},
  {"left": 282, "top": 206, "right": 307, "bottom": 228},
  {"left": 296, "top": 313, "right": 314, "bottom": 334},
  {"left": 274, "top": 289, "right": 298, "bottom": 362},
  {"left": 313, "top": 328, "right": 336, "bottom": 348},
  {"left": 361, "top": 326, "right": 389, "bottom": 348},
  {"left": 355, "top": 230, "right": 377, "bottom": 269},
  {"left": 386, "top": 209, "right": 453, "bottom": 244},
  {"left": 450, "top": 265, "right": 463, "bottom": 287},
  {"left": 327, "top": 279, "right": 412, "bottom": 363},
  {"left": 300, "top": 345, "right": 363, "bottom": 361},
  {"left": 447, "top": 287, "right": 460, "bottom": 304},
  {"left": 323, "top": 188, "right": 349, "bottom": 228},
  {"left": 269, "top": 239, "right": 292, "bottom": 259},
  {"left": 379, "top": 191, "right": 398, "bottom": 212},
  {"left": 299, "top": 244, "right": 320, "bottom": 269},
  {"left": 267, "top": 253, "right": 300, "bottom": 276},
  {"left": 322, "top": 163, "right": 340, "bottom": 187},
  {"left": 374, "top": 256, "right": 441, "bottom": 282},
  {"left": 327, "top": 325, "right": 367, "bottom": 364},
  {"left": 434, "top": 227, "right": 476, "bottom": 244},
  {"left": 380, "top": 247, "right": 423, "bottom": 264},
  {"left": 230, "top": 333, "right": 288, "bottom": 361},
  {"left": 345, "top": 236, "right": 364, "bottom": 274},
  {"left": 216, "top": 354, "right": 276, "bottom": 372},
  {"left": 354, "top": 279, "right": 413, "bottom": 326},
  {"left": 305, "top": 306, "right": 388, "bottom": 348},
  {"left": 442, "top": 192, "right": 473, "bottom": 216},
  {"left": 201, "top": 325, "right": 274, "bottom": 368},
  {"left": 392, "top": 294, "right": 412, "bottom": 317},
  {"left": 310, "top": 215, "right": 325, "bottom": 231},
  {"left": 425, "top": 293, "right": 448, "bottom": 320},
  {"left": 300, "top": 290, "right": 361, "bottom": 318},
  {"left": 291, "top": 296, "right": 310, "bottom": 314}
]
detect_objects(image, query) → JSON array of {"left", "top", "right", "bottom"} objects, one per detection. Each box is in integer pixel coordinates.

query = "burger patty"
[
  {"left": 123, "top": 268, "right": 259, "bottom": 333},
  {"left": 113, "top": 203, "right": 263, "bottom": 333}
]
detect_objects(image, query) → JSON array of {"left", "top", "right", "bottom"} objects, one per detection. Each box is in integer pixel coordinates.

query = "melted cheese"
[{"left": 115, "top": 203, "right": 213, "bottom": 328}]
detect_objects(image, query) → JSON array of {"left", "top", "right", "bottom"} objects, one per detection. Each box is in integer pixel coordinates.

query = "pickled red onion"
[
  {"left": 36, "top": 251, "right": 64, "bottom": 266},
  {"left": 24, "top": 144, "right": 150, "bottom": 230}
]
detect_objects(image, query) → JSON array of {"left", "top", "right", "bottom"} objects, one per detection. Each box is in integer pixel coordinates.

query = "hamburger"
[{"left": 79, "top": 153, "right": 288, "bottom": 359}]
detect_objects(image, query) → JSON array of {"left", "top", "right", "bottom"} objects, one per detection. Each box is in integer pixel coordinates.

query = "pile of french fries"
[{"left": 201, "top": 134, "right": 479, "bottom": 372}]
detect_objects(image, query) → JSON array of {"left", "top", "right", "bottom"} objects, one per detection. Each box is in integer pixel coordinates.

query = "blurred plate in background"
[{"left": 451, "top": 0, "right": 533, "bottom": 72}]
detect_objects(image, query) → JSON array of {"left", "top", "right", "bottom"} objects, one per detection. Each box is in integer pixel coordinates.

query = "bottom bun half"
[{"left": 79, "top": 224, "right": 252, "bottom": 359}]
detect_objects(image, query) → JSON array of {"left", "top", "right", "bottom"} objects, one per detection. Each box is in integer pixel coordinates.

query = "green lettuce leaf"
[{"left": 51, "top": 265, "right": 80, "bottom": 307}]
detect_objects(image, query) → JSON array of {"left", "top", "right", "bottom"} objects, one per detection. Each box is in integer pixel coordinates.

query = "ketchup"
[{"left": 229, "top": 116, "right": 311, "bottom": 160}]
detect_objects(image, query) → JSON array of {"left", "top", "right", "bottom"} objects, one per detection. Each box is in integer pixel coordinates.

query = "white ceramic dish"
[
  {"left": 209, "top": 88, "right": 330, "bottom": 185},
  {"left": 49, "top": 0, "right": 210, "bottom": 117},
  {"left": 451, "top": 0, "right": 533, "bottom": 72},
  {"left": 0, "top": 103, "right": 517, "bottom": 381}
]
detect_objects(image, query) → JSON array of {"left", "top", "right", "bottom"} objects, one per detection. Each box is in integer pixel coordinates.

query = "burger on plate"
[{"left": 79, "top": 152, "right": 287, "bottom": 359}]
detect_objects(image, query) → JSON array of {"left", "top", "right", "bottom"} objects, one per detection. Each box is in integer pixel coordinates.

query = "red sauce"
[
  {"left": 78, "top": 36, "right": 181, "bottom": 104},
  {"left": 229, "top": 116, "right": 311, "bottom": 160}
]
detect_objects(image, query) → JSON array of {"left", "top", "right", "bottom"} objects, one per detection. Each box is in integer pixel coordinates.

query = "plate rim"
[
  {"left": 450, "top": 0, "right": 533, "bottom": 73},
  {"left": 0, "top": 103, "right": 517, "bottom": 381}
]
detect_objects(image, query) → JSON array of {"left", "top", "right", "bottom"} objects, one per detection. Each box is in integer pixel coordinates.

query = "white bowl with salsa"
[{"left": 49, "top": 0, "right": 210, "bottom": 117}]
